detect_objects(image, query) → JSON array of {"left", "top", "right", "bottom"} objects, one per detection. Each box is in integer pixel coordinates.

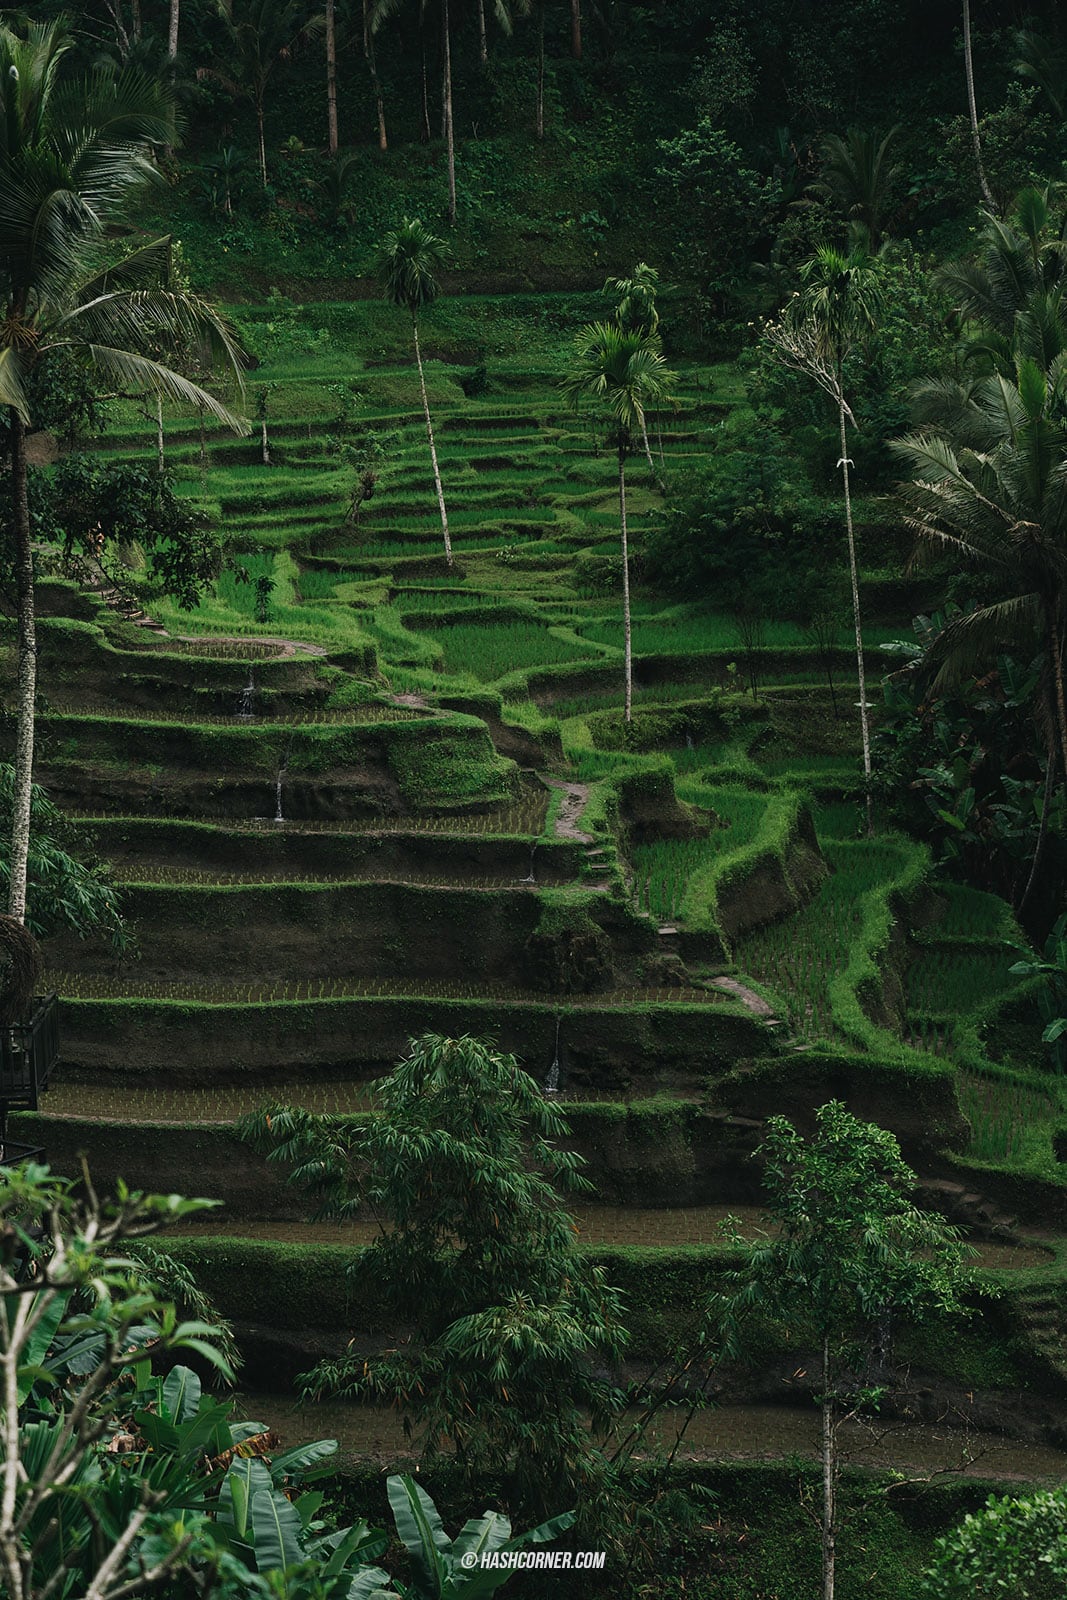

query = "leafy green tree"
[
  {"left": 372, "top": 218, "right": 453, "bottom": 566},
  {"left": 705, "top": 1102, "right": 972, "bottom": 1600},
  {"left": 561, "top": 322, "right": 674, "bottom": 722},
  {"left": 922, "top": 1486, "right": 1067, "bottom": 1599},
  {"left": 240, "top": 1033, "right": 627, "bottom": 1520},
  {"left": 0, "top": 19, "right": 246, "bottom": 927},
  {"left": 1009, "top": 913, "right": 1067, "bottom": 1071},
  {"left": 764, "top": 245, "right": 883, "bottom": 831}
]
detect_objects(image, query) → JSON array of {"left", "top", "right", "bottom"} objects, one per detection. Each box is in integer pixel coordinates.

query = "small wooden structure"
[{"left": 0, "top": 994, "right": 59, "bottom": 1166}]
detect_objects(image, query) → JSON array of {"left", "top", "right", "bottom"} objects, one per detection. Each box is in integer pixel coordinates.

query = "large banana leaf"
[
  {"left": 16, "top": 1289, "right": 70, "bottom": 1405},
  {"left": 251, "top": 1480, "right": 307, "bottom": 1576},
  {"left": 387, "top": 1475, "right": 451, "bottom": 1596},
  {"left": 269, "top": 1436, "right": 339, "bottom": 1483},
  {"left": 163, "top": 1364, "right": 202, "bottom": 1424}
]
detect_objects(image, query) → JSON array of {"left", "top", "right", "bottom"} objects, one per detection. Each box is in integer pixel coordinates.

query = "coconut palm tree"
[
  {"left": 809, "top": 126, "right": 900, "bottom": 250},
  {"left": 893, "top": 357, "right": 1067, "bottom": 908},
  {"left": 372, "top": 217, "right": 452, "bottom": 566},
  {"left": 765, "top": 246, "right": 883, "bottom": 832},
  {"left": 0, "top": 20, "right": 247, "bottom": 925},
  {"left": 561, "top": 324, "right": 675, "bottom": 722},
  {"left": 207, "top": 0, "right": 324, "bottom": 187}
]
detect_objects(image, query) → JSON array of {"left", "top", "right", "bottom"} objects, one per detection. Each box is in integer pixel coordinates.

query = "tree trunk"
[
  {"left": 420, "top": 38, "right": 431, "bottom": 143},
  {"left": 130, "top": 0, "right": 142, "bottom": 43},
  {"left": 619, "top": 444, "right": 632, "bottom": 723},
  {"left": 477, "top": 0, "right": 488, "bottom": 64},
  {"left": 442, "top": 0, "right": 457, "bottom": 225},
  {"left": 962, "top": 0, "right": 995, "bottom": 209},
  {"left": 261, "top": 416, "right": 271, "bottom": 467},
  {"left": 1051, "top": 614, "right": 1067, "bottom": 785},
  {"left": 256, "top": 99, "right": 268, "bottom": 187},
  {"left": 536, "top": 1, "right": 545, "bottom": 139},
  {"left": 364, "top": 3, "right": 388, "bottom": 151},
  {"left": 839, "top": 396, "right": 873, "bottom": 835},
  {"left": 8, "top": 410, "right": 35, "bottom": 925},
  {"left": 156, "top": 394, "right": 165, "bottom": 474},
  {"left": 167, "top": 0, "right": 180, "bottom": 59},
  {"left": 414, "top": 315, "right": 452, "bottom": 567},
  {"left": 821, "top": 1336, "right": 836, "bottom": 1600},
  {"left": 639, "top": 413, "right": 659, "bottom": 485},
  {"left": 571, "top": 0, "right": 581, "bottom": 59},
  {"left": 326, "top": 0, "right": 339, "bottom": 154}
]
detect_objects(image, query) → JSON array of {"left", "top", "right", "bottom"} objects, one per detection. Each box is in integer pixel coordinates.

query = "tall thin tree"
[
  {"left": 765, "top": 247, "right": 883, "bottom": 833},
  {"left": 0, "top": 21, "right": 247, "bottom": 924},
  {"left": 562, "top": 324, "right": 675, "bottom": 722},
  {"left": 373, "top": 218, "right": 452, "bottom": 566},
  {"left": 962, "top": 0, "right": 995, "bottom": 209}
]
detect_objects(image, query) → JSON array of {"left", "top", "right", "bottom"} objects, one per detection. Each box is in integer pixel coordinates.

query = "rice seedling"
[
  {"left": 956, "top": 1071, "right": 1056, "bottom": 1164},
  {"left": 904, "top": 944, "right": 1023, "bottom": 1015},
  {"left": 629, "top": 790, "right": 767, "bottom": 921},
  {"left": 429, "top": 622, "right": 599, "bottom": 682},
  {"left": 735, "top": 839, "right": 910, "bottom": 1039}
]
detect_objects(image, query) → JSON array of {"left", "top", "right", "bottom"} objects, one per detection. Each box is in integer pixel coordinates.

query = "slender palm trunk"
[
  {"left": 639, "top": 414, "right": 659, "bottom": 485},
  {"left": 1019, "top": 757, "right": 1054, "bottom": 917},
  {"left": 962, "top": 0, "right": 995, "bottom": 209},
  {"left": 1051, "top": 616, "right": 1067, "bottom": 785},
  {"left": 156, "top": 395, "right": 165, "bottom": 474},
  {"left": 571, "top": 0, "right": 581, "bottom": 58},
  {"left": 536, "top": 0, "right": 545, "bottom": 139},
  {"left": 619, "top": 444, "right": 632, "bottom": 723},
  {"left": 821, "top": 1336, "right": 836, "bottom": 1600},
  {"left": 261, "top": 415, "right": 271, "bottom": 467},
  {"left": 413, "top": 315, "right": 452, "bottom": 567},
  {"left": 477, "top": 0, "right": 488, "bottom": 64},
  {"left": 130, "top": 0, "right": 142, "bottom": 42},
  {"left": 326, "top": 0, "right": 339, "bottom": 154},
  {"left": 256, "top": 98, "right": 268, "bottom": 187},
  {"left": 420, "top": 37, "right": 431, "bottom": 142},
  {"left": 8, "top": 411, "right": 35, "bottom": 925},
  {"left": 364, "top": 4, "right": 388, "bottom": 150},
  {"left": 442, "top": 0, "right": 457, "bottom": 225},
  {"left": 167, "top": 0, "right": 180, "bottom": 59},
  {"left": 839, "top": 396, "right": 873, "bottom": 835}
]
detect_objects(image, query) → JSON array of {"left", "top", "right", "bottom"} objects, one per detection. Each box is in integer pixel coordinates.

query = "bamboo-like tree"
[
  {"left": 207, "top": 0, "right": 325, "bottom": 187},
  {"left": 765, "top": 246, "right": 883, "bottom": 832},
  {"left": 561, "top": 323, "right": 675, "bottom": 722},
  {"left": 0, "top": 21, "right": 247, "bottom": 926},
  {"left": 373, "top": 217, "right": 452, "bottom": 565}
]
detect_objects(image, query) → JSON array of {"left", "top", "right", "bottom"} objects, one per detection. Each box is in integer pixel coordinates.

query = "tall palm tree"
[
  {"left": 561, "top": 324, "right": 675, "bottom": 722},
  {"left": 765, "top": 246, "right": 883, "bottom": 832},
  {"left": 373, "top": 218, "right": 452, "bottom": 566},
  {"left": 0, "top": 20, "right": 247, "bottom": 925},
  {"left": 207, "top": 0, "right": 324, "bottom": 187},
  {"left": 604, "top": 262, "right": 668, "bottom": 483}
]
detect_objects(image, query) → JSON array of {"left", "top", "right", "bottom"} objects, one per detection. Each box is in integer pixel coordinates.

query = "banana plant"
[{"left": 386, "top": 1475, "right": 575, "bottom": 1599}]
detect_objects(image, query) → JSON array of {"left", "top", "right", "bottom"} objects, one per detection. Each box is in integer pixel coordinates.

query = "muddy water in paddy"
[
  {"left": 235, "top": 1392, "right": 1067, "bottom": 1481},
  {"left": 169, "top": 1208, "right": 1053, "bottom": 1267},
  {"left": 43, "top": 1081, "right": 696, "bottom": 1123}
]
